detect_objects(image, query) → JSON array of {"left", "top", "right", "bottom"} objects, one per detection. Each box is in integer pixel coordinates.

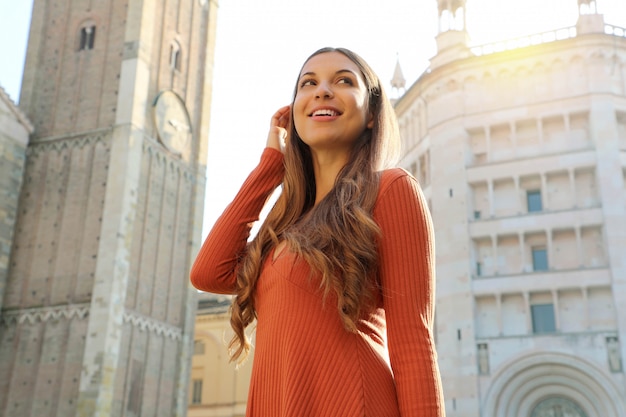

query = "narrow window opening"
[
  {"left": 477, "top": 343, "right": 490, "bottom": 375},
  {"left": 606, "top": 336, "right": 623, "bottom": 373},
  {"left": 170, "top": 43, "right": 181, "bottom": 71},
  {"left": 79, "top": 25, "right": 96, "bottom": 51}
]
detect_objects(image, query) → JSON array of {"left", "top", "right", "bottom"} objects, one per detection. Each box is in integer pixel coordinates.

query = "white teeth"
[{"left": 312, "top": 109, "right": 337, "bottom": 117}]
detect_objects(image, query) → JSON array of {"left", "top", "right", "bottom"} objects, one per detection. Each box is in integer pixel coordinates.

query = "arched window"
[
  {"left": 79, "top": 24, "right": 96, "bottom": 51},
  {"left": 578, "top": 0, "right": 598, "bottom": 15},
  {"left": 437, "top": 0, "right": 466, "bottom": 33}
]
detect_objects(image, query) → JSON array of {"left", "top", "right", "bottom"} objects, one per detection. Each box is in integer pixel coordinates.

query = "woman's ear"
[{"left": 367, "top": 113, "right": 374, "bottom": 129}]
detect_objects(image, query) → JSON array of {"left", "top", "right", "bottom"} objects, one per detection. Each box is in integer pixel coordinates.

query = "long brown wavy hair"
[{"left": 229, "top": 47, "right": 400, "bottom": 363}]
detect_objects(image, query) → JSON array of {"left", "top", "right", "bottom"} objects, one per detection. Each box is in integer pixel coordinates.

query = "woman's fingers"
[
  {"left": 267, "top": 105, "right": 291, "bottom": 153},
  {"left": 272, "top": 105, "right": 291, "bottom": 128}
]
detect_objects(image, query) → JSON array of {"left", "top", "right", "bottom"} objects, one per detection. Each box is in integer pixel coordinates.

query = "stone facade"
[
  {"left": 394, "top": 2, "right": 626, "bottom": 416},
  {"left": 0, "top": 1, "right": 219, "bottom": 416}
]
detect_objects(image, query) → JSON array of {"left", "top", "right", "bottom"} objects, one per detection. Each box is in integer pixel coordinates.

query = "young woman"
[{"left": 190, "top": 47, "right": 445, "bottom": 417}]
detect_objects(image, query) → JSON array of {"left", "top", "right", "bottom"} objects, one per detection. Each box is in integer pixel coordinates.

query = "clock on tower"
[{"left": 153, "top": 90, "right": 192, "bottom": 156}]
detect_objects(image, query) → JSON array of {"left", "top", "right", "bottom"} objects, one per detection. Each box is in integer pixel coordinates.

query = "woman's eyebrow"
[{"left": 299, "top": 69, "right": 358, "bottom": 79}]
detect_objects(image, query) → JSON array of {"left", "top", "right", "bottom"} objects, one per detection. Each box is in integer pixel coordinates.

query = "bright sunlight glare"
[{"left": 467, "top": 0, "right": 579, "bottom": 45}]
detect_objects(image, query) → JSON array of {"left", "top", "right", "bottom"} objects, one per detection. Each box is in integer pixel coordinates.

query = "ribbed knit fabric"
[{"left": 190, "top": 148, "right": 445, "bottom": 417}]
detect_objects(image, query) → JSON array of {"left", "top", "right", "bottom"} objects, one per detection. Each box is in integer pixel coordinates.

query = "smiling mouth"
[{"left": 310, "top": 109, "right": 341, "bottom": 117}]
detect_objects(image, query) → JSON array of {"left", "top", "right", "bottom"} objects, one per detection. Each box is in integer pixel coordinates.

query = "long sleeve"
[
  {"left": 190, "top": 148, "right": 285, "bottom": 294},
  {"left": 374, "top": 169, "right": 445, "bottom": 417}
]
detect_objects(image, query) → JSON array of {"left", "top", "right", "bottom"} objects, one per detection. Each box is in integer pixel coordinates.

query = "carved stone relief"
[{"left": 531, "top": 397, "right": 587, "bottom": 417}]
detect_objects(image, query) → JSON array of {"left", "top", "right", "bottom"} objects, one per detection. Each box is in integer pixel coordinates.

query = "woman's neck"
[{"left": 310, "top": 149, "right": 349, "bottom": 206}]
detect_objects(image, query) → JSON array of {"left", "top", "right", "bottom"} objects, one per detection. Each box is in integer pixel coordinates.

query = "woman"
[{"left": 190, "top": 47, "right": 445, "bottom": 417}]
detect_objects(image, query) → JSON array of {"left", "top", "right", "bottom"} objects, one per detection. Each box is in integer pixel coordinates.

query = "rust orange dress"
[{"left": 190, "top": 148, "right": 445, "bottom": 417}]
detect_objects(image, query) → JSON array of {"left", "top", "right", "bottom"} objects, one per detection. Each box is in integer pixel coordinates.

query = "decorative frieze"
[
  {"left": 26, "top": 131, "right": 112, "bottom": 157},
  {"left": 1, "top": 304, "right": 183, "bottom": 341},
  {"left": 0, "top": 303, "right": 90, "bottom": 326},
  {"left": 123, "top": 310, "right": 182, "bottom": 341}
]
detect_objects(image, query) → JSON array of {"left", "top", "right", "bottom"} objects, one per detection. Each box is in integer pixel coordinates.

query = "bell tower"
[{"left": 0, "top": 0, "right": 219, "bottom": 416}]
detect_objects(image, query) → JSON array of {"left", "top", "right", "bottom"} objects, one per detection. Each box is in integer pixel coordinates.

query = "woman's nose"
[{"left": 315, "top": 81, "right": 333, "bottom": 99}]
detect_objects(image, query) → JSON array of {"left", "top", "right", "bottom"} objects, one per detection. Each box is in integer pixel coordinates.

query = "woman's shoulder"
[
  {"left": 374, "top": 167, "right": 424, "bottom": 209},
  {"left": 378, "top": 167, "right": 415, "bottom": 194}
]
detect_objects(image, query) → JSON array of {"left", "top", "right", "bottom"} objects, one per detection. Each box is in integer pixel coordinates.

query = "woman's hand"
[{"left": 266, "top": 105, "right": 291, "bottom": 153}]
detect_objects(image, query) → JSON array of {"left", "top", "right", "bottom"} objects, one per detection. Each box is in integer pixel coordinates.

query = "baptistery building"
[{"left": 393, "top": 0, "right": 626, "bottom": 416}]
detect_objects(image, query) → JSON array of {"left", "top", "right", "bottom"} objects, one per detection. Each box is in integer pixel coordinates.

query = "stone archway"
[{"left": 483, "top": 352, "right": 626, "bottom": 417}]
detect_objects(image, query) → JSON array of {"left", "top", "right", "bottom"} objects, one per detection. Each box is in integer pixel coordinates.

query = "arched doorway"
[{"left": 483, "top": 352, "right": 626, "bottom": 417}]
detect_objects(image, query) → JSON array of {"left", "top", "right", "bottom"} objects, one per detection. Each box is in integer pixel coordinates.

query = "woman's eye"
[
  {"left": 300, "top": 79, "right": 315, "bottom": 88},
  {"left": 338, "top": 77, "right": 353, "bottom": 85}
]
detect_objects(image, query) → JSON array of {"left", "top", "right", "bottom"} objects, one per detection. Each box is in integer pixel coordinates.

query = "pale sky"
[{"left": 1, "top": 0, "right": 625, "bottom": 236}]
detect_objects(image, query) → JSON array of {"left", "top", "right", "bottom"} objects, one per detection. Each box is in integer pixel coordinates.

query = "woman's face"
[{"left": 293, "top": 51, "right": 373, "bottom": 154}]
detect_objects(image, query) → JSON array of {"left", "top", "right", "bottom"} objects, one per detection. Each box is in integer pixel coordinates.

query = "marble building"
[
  {"left": 393, "top": 0, "right": 626, "bottom": 415},
  {"left": 187, "top": 0, "right": 626, "bottom": 416}
]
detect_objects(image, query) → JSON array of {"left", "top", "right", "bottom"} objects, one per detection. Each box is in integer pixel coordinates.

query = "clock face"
[{"left": 153, "top": 90, "right": 191, "bottom": 155}]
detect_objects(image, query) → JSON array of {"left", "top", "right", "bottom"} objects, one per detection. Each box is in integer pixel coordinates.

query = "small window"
[
  {"left": 191, "top": 379, "right": 202, "bottom": 404},
  {"left": 531, "top": 304, "right": 556, "bottom": 333},
  {"left": 79, "top": 25, "right": 96, "bottom": 50},
  {"left": 476, "top": 262, "right": 482, "bottom": 277},
  {"left": 474, "top": 210, "right": 481, "bottom": 220},
  {"left": 532, "top": 247, "right": 548, "bottom": 271},
  {"left": 170, "top": 42, "right": 181, "bottom": 71},
  {"left": 527, "top": 190, "right": 542, "bottom": 212}
]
